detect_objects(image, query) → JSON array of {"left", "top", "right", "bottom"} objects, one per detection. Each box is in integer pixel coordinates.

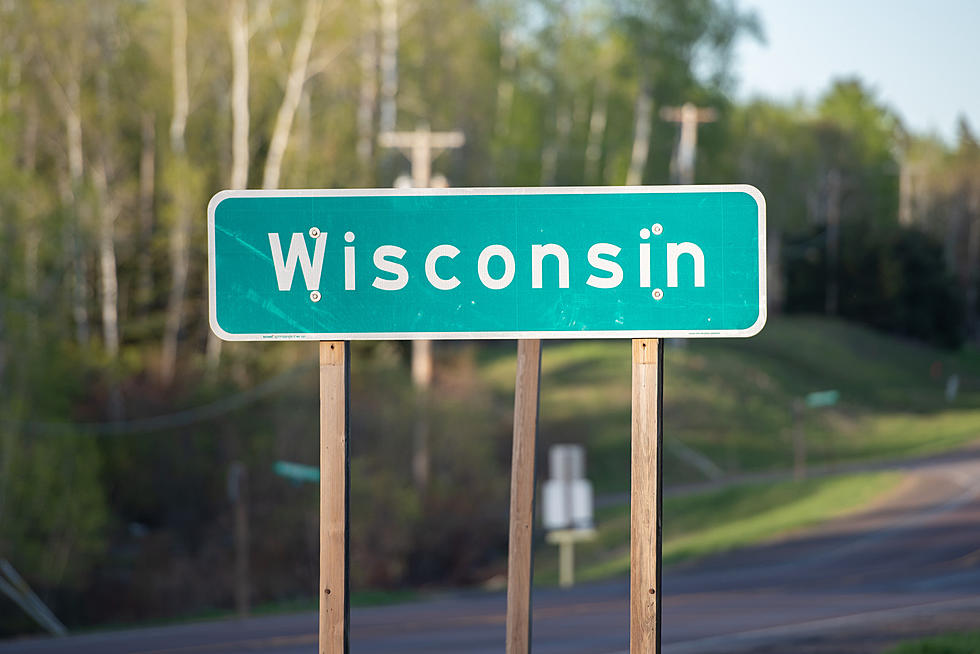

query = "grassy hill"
[
  {"left": 473, "top": 315, "right": 980, "bottom": 584},
  {"left": 479, "top": 315, "right": 980, "bottom": 492}
]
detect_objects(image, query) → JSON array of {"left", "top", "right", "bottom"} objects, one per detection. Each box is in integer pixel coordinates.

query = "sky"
[{"left": 734, "top": 0, "right": 980, "bottom": 144}]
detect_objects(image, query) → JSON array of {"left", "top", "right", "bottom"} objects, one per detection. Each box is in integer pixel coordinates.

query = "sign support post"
[
  {"left": 505, "top": 339, "right": 542, "bottom": 654},
  {"left": 319, "top": 341, "right": 350, "bottom": 654},
  {"left": 630, "top": 338, "right": 663, "bottom": 653}
]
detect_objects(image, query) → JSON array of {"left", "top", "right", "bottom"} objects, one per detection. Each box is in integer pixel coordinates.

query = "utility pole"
[
  {"left": 379, "top": 125, "right": 465, "bottom": 491},
  {"left": 661, "top": 102, "right": 716, "bottom": 349},
  {"left": 660, "top": 102, "right": 717, "bottom": 185},
  {"left": 379, "top": 126, "right": 464, "bottom": 187}
]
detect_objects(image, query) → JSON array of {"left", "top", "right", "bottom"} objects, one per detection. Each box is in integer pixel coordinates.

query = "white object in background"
[
  {"left": 542, "top": 445, "right": 593, "bottom": 531},
  {"left": 946, "top": 374, "right": 960, "bottom": 402},
  {"left": 541, "top": 444, "right": 596, "bottom": 588}
]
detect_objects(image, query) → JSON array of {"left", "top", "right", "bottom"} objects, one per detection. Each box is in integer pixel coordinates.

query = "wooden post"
[
  {"left": 631, "top": 338, "right": 663, "bottom": 654},
  {"left": 558, "top": 538, "right": 574, "bottom": 589},
  {"left": 505, "top": 339, "right": 542, "bottom": 654},
  {"left": 320, "top": 341, "right": 350, "bottom": 654}
]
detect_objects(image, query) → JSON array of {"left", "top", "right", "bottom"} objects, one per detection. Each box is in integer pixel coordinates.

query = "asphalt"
[{"left": 4, "top": 452, "right": 980, "bottom": 653}]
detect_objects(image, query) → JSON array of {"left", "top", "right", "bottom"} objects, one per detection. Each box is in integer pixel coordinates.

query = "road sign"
[
  {"left": 273, "top": 460, "right": 320, "bottom": 483},
  {"left": 208, "top": 185, "right": 766, "bottom": 341},
  {"left": 805, "top": 390, "right": 839, "bottom": 409},
  {"left": 541, "top": 444, "right": 595, "bottom": 589},
  {"left": 542, "top": 444, "right": 594, "bottom": 531}
]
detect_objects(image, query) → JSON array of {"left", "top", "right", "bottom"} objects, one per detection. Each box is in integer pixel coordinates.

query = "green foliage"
[
  {"left": 350, "top": 459, "right": 420, "bottom": 588},
  {"left": 886, "top": 631, "right": 980, "bottom": 654},
  {"left": 536, "top": 472, "right": 899, "bottom": 584},
  {"left": 0, "top": 430, "right": 108, "bottom": 588},
  {"left": 482, "top": 316, "right": 980, "bottom": 493},
  {"left": 785, "top": 224, "right": 965, "bottom": 347}
]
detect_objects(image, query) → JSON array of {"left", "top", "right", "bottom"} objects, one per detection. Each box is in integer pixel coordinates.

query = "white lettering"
[
  {"left": 372, "top": 245, "right": 409, "bottom": 290},
  {"left": 531, "top": 244, "right": 570, "bottom": 289},
  {"left": 478, "top": 245, "right": 515, "bottom": 290},
  {"left": 268, "top": 232, "right": 327, "bottom": 291},
  {"left": 344, "top": 247, "right": 356, "bottom": 290},
  {"left": 667, "top": 242, "right": 705, "bottom": 287},
  {"left": 344, "top": 231, "right": 356, "bottom": 290},
  {"left": 425, "top": 245, "right": 461, "bottom": 290},
  {"left": 640, "top": 242, "right": 651, "bottom": 288},
  {"left": 586, "top": 243, "right": 623, "bottom": 288}
]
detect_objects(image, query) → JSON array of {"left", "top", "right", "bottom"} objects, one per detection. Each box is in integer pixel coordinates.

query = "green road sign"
[
  {"left": 805, "top": 390, "right": 840, "bottom": 409},
  {"left": 208, "top": 186, "right": 766, "bottom": 340},
  {"left": 273, "top": 460, "right": 320, "bottom": 483}
]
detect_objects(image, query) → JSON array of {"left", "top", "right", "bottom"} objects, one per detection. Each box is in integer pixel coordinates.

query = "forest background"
[{"left": 1, "top": 0, "right": 979, "bottom": 634}]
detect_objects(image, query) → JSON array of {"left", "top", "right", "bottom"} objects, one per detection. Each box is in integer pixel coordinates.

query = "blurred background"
[{"left": 1, "top": 0, "right": 979, "bottom": 651}]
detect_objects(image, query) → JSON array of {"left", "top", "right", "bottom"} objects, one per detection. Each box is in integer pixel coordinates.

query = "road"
[{"left": 5, "top": 453, "right": 980, "bottom": 653}]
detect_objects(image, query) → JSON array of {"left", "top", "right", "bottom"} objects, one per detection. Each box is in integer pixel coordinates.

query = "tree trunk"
[
  {"left": 261, "top": 0, "right": 323, "bottom": 190},
  {"left": 898, "top": 160, "right": 913, "bottom": 226},
  {"left": 207, "top": 0, "right": 251, "bottom": 369},
  {"left": 584, "top": 80, "right": 607, "bottom": 184},
  {"left": 36, "top": 40, "right": 88, "bottom": 345},
  {"left": 161, "top": 0, "right": 191, "bottom": 384},
  {"left": 93, "top": 161, "right": 119, "bottom": 357},
  {"left": 356, "top": 0, "right": 378, "bottom": 174},
  {"left": 378, "top": 0, "right": 398, "bottom": 133},
  {"left": 67, "top": 84, "right": 90, "bottom": 347},
  {"left": 494, "top": 28, "right": 515, "bottom": 139},
  {"left": 22, "top": 95, "right": 40, "bottom": 336},
  {"left": 229, "top": 0, "right": 250, "bottom": 190},
  {"left": 626, "top": 81, "right": 652, "bottom": 186},
  {"left": 95, "top": 66, "right": 120, "bottom": 358},
  {"left": 169, "top": 0, "right": 189, "bottom": 156},
  {"left": 61, "top": 71, "right": 91, "bottom": 347},
  {"left": 541, "top": 103, "right": 571, "bottom": 186},
  {"left": 137, "top": 112, "right": 156, "bottom": 311}
]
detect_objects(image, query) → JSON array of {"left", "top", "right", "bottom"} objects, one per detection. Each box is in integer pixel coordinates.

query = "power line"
[{"left": 2, "top": 362, "right": 314, "bottom": 437}]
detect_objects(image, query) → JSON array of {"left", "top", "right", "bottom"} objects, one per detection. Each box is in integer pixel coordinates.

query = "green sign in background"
[{"left": 208, "top": 186, "right": 765, "bottom": 340}]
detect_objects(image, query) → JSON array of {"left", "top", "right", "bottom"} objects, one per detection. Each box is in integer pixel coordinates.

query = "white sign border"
[{"left": 208, "top": 184, "right": 767, "bottom": 341}]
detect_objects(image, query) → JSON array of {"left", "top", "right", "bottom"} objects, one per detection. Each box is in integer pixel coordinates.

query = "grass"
[
  {"left": 533, "top": 471, "right": 900, "bottom": 585},
  {"left": 479, "top": 316, "right": 980, "bottom": 491},
  {"left": 885, "top": 631, "right": 980, "bottom": 653}
]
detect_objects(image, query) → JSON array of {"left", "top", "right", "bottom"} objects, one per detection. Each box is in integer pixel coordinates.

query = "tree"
[
  {"left": 160, "top": 0, "right": 193, "bottom": 385},
  {"left": 610, "top": 0, "right": 761, "bottom": 185}
]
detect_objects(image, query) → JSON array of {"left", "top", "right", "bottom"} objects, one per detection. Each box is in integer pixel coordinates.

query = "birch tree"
[
  {"left": 91, "top": 5, "right": 125, "bottom": 359},
  {"left": 357, "top": 0, "right": 379, "bottom": 174},
  {"left": 160, "top": 0, "right": 191, "bottom": 384},
  {"left": 229, "top": 0, "right": 250, "bottom": 191},
  {"left": 33, "top": 7, "right": 90, "bottom": 347},
  {"left": 612, "top": 0, "right": 760, "bottom": 185},
  {"left": 206, "top": 0, "right": 252, "bottom": 369},
  {"left": 378, "top": 0, "right": 398, "bottom": 133},
  {"left": 625, "top": 83, "right": 652, "bottom": 185},
  {"left": 137, "top": 112, "right": 156, "bottom": 312},
  {"left": 261, "top": 0, "right": 324, "bottom": 190},
  {"left": 584, "top": 77, "right": 608, "bottom": 183}
]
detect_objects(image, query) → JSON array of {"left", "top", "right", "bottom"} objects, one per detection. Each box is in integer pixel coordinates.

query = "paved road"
[{"left": 5, "top": 454, "right": 980, "bottom": 653}]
